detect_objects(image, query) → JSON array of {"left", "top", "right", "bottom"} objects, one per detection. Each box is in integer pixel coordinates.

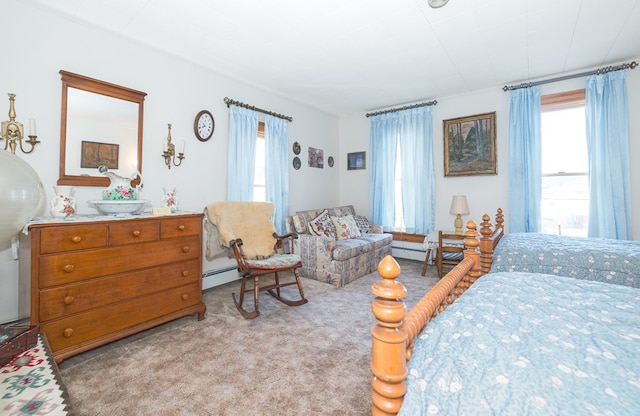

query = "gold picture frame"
[{"left": 443, "top": 112, "right": 496, "bottom": 176}]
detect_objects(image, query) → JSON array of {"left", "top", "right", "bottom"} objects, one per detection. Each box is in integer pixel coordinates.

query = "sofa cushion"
[
  {"left": 332, "top": 238, "right": 373, "bottom": 261},
  {"left": 353, "top": 215, "right": 372, "bottom": 234},
  {"left": 357, "top": 233, "right": 393, "bottom": 250},
  {"left": 308, "top": 209, "right": 337, "bottom": 239},
  {"left": 331, "top": 215, "right": 361, "bottom": 240},
  {"left": 328, "top": 205, "right": 356, "bottom": 217}
]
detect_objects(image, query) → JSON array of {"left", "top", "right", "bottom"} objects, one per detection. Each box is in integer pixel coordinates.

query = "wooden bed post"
[
  {"left": 479, "top": 214, "right": 494, "bottom": 274},
  {"left": 463, "top": 220, "right": 481, "bottom": 285},
  {"left": 370, "top": 255, "right": 407, "bottom": 416}
]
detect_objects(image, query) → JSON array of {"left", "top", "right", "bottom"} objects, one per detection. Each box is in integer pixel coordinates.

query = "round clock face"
[{"left": 194, "top": 110, "right": 214, "bottom": 142}]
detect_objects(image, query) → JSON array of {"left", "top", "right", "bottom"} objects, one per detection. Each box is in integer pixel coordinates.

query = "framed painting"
[
  {"left": 443, "top": 112, "right": 496, "bottom": 176},
  {"left": 308, "top": 146, "right": 324, "bottom": 168},
  {"left": 347, "top": 151, "right": 366, "bottom": 170},
  {"left": 81, "top": 140, "right": 119, "bottom": 169}
]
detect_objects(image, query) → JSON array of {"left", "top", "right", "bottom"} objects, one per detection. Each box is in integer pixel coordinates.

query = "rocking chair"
[{"left": 205, "top": 201, "right": 308, "bottom": 319}]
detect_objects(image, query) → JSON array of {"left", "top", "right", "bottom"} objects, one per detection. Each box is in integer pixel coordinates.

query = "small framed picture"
[{"left": 347, "top": 151, "right": 366, "bottom": 170}]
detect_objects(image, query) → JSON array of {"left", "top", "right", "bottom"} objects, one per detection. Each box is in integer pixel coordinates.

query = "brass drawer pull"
[
  {"left": 182, "top": 294, "right": 189, "bottom": 301},
  {"left": 132, "top": 230, "right": 141, "bottom": 237},
  {"left": 178, "top": 225, "right": 185, "bottom": 231},
  {"left": 182, "top": 246, "right": 190, "bottom": 253},
  {"left": 63, "top": 328, "right": 74, "bottom": 338},
  {"left": 71, "top": 235, "right": 82, "bottom": 243},
  {"left": 63, "top": 264, "right": 75, "bottom": 273},
  {"left": 63, "top": 295, "right": 75, "bottom": 305}
]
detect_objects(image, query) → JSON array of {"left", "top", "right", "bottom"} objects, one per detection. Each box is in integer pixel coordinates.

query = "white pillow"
[{"left": 331, "top": 215, "right": 361, "bottom": 240}]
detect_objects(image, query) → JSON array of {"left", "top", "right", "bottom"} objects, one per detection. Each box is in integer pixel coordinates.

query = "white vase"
[
  {"left": 50, "top": 186, "right": 76, "bottom": 218},
  {"left": 161, "top": 187, "right": 179, "bottom": 213}
]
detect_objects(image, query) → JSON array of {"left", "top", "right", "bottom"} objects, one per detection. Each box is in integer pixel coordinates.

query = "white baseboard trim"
[
  {"left": 391, "top": 246, "right": 427, "bottom": 262},
  {"left": 202, "top": 266, "right": 239, "bottom": 290}
]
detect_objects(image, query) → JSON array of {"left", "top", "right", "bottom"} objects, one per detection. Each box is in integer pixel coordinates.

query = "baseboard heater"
[{"left": 202, "top": 265, "right": 237, "bottom": 278}]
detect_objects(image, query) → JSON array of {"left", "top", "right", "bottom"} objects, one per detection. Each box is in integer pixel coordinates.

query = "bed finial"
[
  {"left": 371, "top": 255, "right": 408, "bottom": 415},
  {"left": 495, "top": 208, "right": 504, "bottom": 230}
]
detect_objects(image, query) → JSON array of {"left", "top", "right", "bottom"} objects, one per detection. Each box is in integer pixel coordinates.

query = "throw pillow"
[
  {"left": 331, "top": 215, "right": 361, "bottom": 240},
  {"left": 308, "top": 210, "right": 337, "bottom": 239},
  {"left": 353, "top": 215, "right": 372, "bottom": 234}
]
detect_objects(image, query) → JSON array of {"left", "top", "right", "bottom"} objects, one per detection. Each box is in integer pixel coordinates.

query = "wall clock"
[{"left": 194, "top": 110, "right": 214, "bottom": 142}]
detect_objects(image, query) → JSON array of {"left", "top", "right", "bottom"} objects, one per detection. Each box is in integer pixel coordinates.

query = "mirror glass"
[{"left": 58, "top": 70, "right": 146, "bottom": 187}]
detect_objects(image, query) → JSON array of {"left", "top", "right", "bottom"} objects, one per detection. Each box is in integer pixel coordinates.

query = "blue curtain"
[
  {"left": 227, "top": 105, "right": 258, "bottom": 201},
  {"left": 585, "top": 70, "right": 632, "bottom": 239},
  {"left": 264, "top": 114, "right": 289, "bottom": 234},
  {"left": 508, "top": 86, "right": 541, "bottom": 233},
  {"left": 370, "top": 113, "right": 398, "bottom": 231},
  {"left": 370, "top": 107, "right": 433, "bottom": 234},
  {"left": 398, "top": 107, "right": 433, "bottom": 234}
]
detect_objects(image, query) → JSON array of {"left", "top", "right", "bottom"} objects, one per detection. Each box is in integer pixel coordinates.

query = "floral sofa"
[{"left": 284, "top": 205, "right": 392, "bottom": 287}]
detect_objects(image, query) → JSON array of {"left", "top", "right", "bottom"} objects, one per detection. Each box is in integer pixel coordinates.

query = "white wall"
[
  {"left": 0, "top": 1, "right": 341, "bottom": 322},
  {"left": 339, "top": 69, "right": 640, "bottom": 238}
]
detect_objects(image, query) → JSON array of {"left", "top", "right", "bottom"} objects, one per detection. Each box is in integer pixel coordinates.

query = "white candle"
[
  {"left": 29, "top": 118, "right": 36, "bottom": 136},
  {"left": 180, "top": 140, "right": 185, "bottom": 154}
]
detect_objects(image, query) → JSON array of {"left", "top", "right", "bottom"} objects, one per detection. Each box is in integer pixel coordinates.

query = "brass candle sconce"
[
  {"left": 162, "top": 123, "right": 185, "bottom": 169},
  {"left": 1, "top": 93, "right": 40, "bottom": 154}
]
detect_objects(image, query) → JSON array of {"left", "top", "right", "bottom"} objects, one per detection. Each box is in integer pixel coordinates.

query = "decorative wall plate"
[
  {"left": 292, "top": 141, "right": 301, "bottom": 155},
  {"left": 292, "top": 156, "right": 301, "bottom": 170}
]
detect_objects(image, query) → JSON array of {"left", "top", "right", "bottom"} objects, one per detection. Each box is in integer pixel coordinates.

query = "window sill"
[{"left": 388, "top": 231, "right": 425, "bottom": 243}]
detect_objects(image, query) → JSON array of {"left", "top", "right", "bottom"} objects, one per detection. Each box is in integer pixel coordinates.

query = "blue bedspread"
[
  {"left": 400, "top": 272, "right": 640, "bottom": 416},
  {"left": 490, "top": 233, "right": 640, "bottom": 288}
]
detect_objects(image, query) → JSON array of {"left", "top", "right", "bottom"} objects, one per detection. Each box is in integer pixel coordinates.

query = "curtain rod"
[
  {"left": 503, "top": 60, "right": 638, "bottom": 91},
  {"left": 223, "top": 97, "right": 293, "bottom": 122},
  {"left": 365, "top": 99, "right": 438, "bottom": 118}
]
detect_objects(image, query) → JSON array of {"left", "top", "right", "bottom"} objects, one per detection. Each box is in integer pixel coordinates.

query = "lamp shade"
[{"left": 449, "top": 195, "right": 469, "bottom": 215}]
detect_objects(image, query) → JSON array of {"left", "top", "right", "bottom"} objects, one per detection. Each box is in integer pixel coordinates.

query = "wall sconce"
[
  {"left": 161, "top": 123, "right": 185, "bottom": 169},
  {"left": 449, "top": 195, "right": 470, "bottom": 234},
  {"left": 1, "top": 93, "right": 40, "bottom": 154}
]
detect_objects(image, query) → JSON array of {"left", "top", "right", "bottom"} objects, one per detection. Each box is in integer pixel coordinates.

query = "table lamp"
[{"left": 449, "top": 195, "right": 469, "bottom": 234}]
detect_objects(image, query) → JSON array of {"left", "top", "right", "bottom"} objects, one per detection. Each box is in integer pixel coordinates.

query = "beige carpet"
[{"left": 58, "top": 258, "right": 439, "bottom": 416}]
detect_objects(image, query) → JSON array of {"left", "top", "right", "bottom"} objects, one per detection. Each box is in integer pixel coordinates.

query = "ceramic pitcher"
[
  {"left": 50, "top": 185, "right": 76, "bottom": 218},
  {"left": 99, "top": 165, "right": 143, "bottom": 200},
  {"left": 161, "top": 187, "right": 179, "bottom": 212}
]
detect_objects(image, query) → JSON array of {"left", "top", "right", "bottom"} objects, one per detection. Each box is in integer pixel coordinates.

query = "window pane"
[
  {"left": 541, "top": 107, "right": 587, "bottom": 174},
  {"left": 541, "top": 105, "right": 588, "bottom": 237},
  {"left": 541, "top": 175, "right": 588, "bottom": 236},
  {"left": 253, "top": 137, "right": 266, "bottom": 202},
  {"left": 394, "top": 140, "right": 404, "bottom": 231}
]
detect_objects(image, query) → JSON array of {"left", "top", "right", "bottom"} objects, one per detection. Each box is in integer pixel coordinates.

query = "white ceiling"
[{"left": 28, "top": 0, "right": 640, "bottom": 117}]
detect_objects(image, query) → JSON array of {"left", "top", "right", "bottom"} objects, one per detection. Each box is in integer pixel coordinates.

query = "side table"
[{"left": 421, "top": 230, "right": 466, "bottom": 276}]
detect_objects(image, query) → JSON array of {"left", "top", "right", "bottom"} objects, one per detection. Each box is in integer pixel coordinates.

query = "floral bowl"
[{"left": 87, "top": 199, "right": 149, "bottom": 215}]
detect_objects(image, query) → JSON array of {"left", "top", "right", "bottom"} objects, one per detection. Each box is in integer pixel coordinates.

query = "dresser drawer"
[
  {"left": 109, "top": 220, "right": 159, "bottom": 245},
  {"left": 39, "top": 258, "right": 200, "bottom": 321},
  {"left": 39, "top": 235, "right": 200, "bottom": 287},
  {"left": 40, "top": 224, "right": 108, "bottom": 254},
  {"left": 160, "top": 216, "right": 202, "bottom": 239},
  {"left": 42, "top": 282, "right": 202, "bottom": 352}
]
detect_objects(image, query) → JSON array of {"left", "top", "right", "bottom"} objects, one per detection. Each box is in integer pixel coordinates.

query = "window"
[
  {"left": 540, "top": 90, "right": 588, "bottom": 236},
  {"left": 393, "top": 140, "right": 405, "bottom": 231},
  {"left": 253, "top": 121, "right": 266, "bottom": 201}
]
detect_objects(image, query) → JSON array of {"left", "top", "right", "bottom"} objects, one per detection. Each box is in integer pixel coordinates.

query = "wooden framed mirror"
[{"left": 58, "top": 70, "right": 147, "bottom": 187}]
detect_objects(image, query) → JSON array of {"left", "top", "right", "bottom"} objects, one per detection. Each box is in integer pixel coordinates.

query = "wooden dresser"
[{"left": 19, "top": 213, "right": 206, "bottom": 363}]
